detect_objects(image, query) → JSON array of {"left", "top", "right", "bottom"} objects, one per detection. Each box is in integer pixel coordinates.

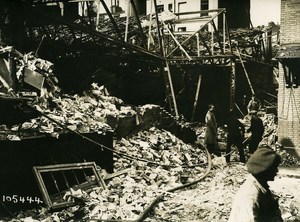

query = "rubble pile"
[
  {"left": 147, "top": 163, "right": 247, "bottom": 222},
  {"left": 15, "top": 52, "right": 60, "bottom": 94},
  {"left": 7, "top": 159, "right": 300, "bottom": 222},
  {"left": 229, "top": 27, "right": 265, "bottom": 46},
  {"left": 113, "top": 127, "right": 207, "bottom": 180},
  {"left": 4, "top": 127, "right": 209, "bottom": 222},
  {"left": 1, "top": 83, "right": 125, "bottom": 140},
  {"left": 1, "top": 46, "right": 298, "bottom": 222},
  {"left": 81, "top": 12, "right": 272, "bottom": 58},
  {"left": 277, "top": 147, "right": 300, "bottom": 167},
  {"left": 96, "top": 16, "right": 142, "bottom": 40},
  {"left": 147, "top": 162, "right": 300, "bottom": 222}
]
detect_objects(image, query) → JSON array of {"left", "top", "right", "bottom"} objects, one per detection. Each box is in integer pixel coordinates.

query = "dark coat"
[
  {"left": 248, "top": 116, "right": 264, "bottom": 139},
  {"left": 223, "top": 116, "right": 245, "bottom": 140}
]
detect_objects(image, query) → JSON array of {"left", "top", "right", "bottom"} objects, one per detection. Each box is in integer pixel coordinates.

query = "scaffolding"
[{"left": 2, "top": 0, "right": 276, "bottom": 118}]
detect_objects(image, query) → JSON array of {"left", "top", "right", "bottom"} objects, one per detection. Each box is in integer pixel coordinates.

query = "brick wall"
[
  {"left": 278, "top": 0, "right": 300, "bottom": 155},
  {"left": 280, "top": 0, "right": 300, "bottom": 45},
  {"left": 278, "top": 65, "right": 300, "bottom": 149}
]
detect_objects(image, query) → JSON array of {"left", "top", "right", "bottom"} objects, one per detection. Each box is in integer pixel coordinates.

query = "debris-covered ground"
[
  {"left": 2, "top": 123, "right": 300, "bottom": 222},
  {"left": 0, "top": 47, "right": 299, "bottom": 222}
]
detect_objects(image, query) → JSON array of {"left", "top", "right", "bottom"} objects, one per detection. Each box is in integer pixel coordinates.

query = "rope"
[{"left": 27, "top": 102, "right": 206, "bottom": 169}]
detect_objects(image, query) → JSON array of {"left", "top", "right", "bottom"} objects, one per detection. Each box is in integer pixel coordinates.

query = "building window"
[
  {"left": 178, "top": 27, "right": 186, "bottom": 32},
  {"left": 156, "top": 5, "right": 164, "bottom": 13},
  {"left": 168, "top": 3, "right": 173, "bottom": 12},
  {"left": 201, "top": 0, "right": 209, "bottom": 16},
  {"left": 111, "top": 0, "right": 119, "bottom": 6}
]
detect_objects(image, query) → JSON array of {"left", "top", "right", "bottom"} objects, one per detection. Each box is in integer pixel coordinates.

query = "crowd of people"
[
  {"left": 204, "top": 94, "right": 264, "bottom": 163},
  {"left": 203, "top": 95, "right": 284, "bottom": 221}
]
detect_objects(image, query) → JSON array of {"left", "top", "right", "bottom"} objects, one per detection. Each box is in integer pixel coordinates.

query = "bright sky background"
[{"left": 250, "top": 0, "right": 281, "bottom": 27}]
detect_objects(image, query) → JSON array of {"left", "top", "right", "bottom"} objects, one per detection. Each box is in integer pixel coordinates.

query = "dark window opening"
[
  {"left": 282, "top": 59, "right": 300, "bottom": 88},
  {"left": 201, "top": 0, "right": 209, "bottom": 16},
  {"left": 168, "top": 3, "right": 173, "bottom": 12},
  {"left": 156, "top": 4, "right": 164, "bottom": 13},
  {"left": 178, "top": 27, "right": 186, "bottom": 32}
]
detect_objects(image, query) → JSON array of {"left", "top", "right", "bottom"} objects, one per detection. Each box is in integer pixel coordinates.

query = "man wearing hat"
[
  {"left": 247, "top": 111, "right": 264, "bottom": 154},
  {"left": 228, "top": 147, "right": 283, "bottom": 222}
]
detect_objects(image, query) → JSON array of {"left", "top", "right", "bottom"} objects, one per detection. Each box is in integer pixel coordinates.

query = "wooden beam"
[
  {"left": 191, "top": 74, "right": 202, "bottom": 122},
  {"left": 164, "top": 22, "right": 191, "bottom": 60},
  {"left": 167, "top": 9, "right": 225, "bottom": 58},
  {"left": 104, "top": 168, "right": 132, "bottom": 180},
  {"left": 236, "top": 47, "right": 255, "bottom": 95}
]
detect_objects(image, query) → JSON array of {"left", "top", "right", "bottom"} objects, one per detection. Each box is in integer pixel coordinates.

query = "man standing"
[
  {"left": 247, "top": 94, "right": 260, "bottom": 115},
  {"left": 228, "top": 147, "right": 283, "bottom": 222},
  {"left": 222, "top": 111, "right": 246, "bottom": 163},
  {"left": 204, "top": 104, "right": 220, "bottom": 156},
  {"left": 247, "top": 111, "right": 264, "bottom": 154}
]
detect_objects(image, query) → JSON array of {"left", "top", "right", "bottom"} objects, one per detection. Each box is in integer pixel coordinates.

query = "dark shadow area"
[
  {"left": 0, "top": 132, "right": 113, "bottom": 215},
  {"left": 280, "top": 137, "right": 300, "bottom": 159}
]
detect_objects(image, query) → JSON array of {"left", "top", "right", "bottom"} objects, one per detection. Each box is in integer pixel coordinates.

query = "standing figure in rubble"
[
  {"left": 247, "top": 111, "right": 264, "bottom": 154},
  {"left": 221, "top": 111, "right": 246, "bottom": 163},
  {"left": 204, "top": 104, "right": 220, "bottom": 156},
  {"left": 247, "top": 94, "right": 260, "bottom": 115},
  {"left": 228, "top": 147, "right": 283, "bottom": 222}
]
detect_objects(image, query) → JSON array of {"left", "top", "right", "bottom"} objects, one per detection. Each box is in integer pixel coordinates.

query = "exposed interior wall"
[
  {"left": 234, "top": 62, "right": 276, "bottom": 114},
  {"left": 171, "top": 65, "right": 231, "bottom": 122}
]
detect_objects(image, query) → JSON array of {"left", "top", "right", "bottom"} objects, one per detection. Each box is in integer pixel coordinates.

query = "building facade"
[
  {"left": 277, "top": 0, "right": 300, "bottom": 155},
  {"left": 146, "top": 0, "right": 218, "bottom": 32},
  {"left": 94, "top": 0, "right": 250, "bottom": 31}
]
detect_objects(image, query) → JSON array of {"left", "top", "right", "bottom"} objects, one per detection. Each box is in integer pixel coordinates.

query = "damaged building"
[{"left": 0, "top": 0, "right": 299, "bottom": 221}]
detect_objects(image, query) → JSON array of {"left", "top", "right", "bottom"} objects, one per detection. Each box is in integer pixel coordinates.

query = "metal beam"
[
  {"left": 167, "top": 8, "right": 225, "bottom": 58},
  {"left": 153, "top": 0, "right": 164, "bottom": 56},
  {"left": 26, "top": 6, "right": 164, "bottom": 61},
  {"left": 99, "top": 0, "right": 123, "bottom": 40},
  {"left": 130, "top": 0, "right": 147, "bottom": 48},
  {"left": 163, "top": 22, "right": 191, "bottom": 60},
  {"left": 230, "top": 60, "right": 236, "bottom": 111}
]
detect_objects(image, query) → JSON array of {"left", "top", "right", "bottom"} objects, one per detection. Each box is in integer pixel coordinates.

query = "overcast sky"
[{"left": 251, "top": 0, "right": 281, "bottom": 27}]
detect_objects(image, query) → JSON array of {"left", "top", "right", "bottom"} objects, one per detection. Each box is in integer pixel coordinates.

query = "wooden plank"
[
  {"left": 104, "top": 168, "right": 132, "bottom": 180},
  {"left": 191, "top": 74, "right": 202, "bottom": 122}
]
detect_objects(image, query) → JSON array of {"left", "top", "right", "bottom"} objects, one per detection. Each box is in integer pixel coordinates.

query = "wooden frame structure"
[
  {"left": 14, "top": 0, "right": 275, "bottom": 117},
  {"left": 33, "top": 162, "right": 106, "bottom": 209}
]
